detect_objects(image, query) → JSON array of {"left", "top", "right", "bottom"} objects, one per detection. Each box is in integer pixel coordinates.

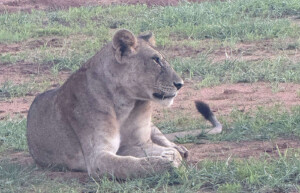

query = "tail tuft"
[{"left": 195, "top": 101, "right": 213, "bottom": 120}]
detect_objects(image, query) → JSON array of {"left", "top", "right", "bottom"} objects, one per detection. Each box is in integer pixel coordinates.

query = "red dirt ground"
[
  {"left": 1, "top": 0, "right": 300, "bottom": 183},
  {"left": 0, "top": 0, "right": 213, "bottom": 13},
  {"left": 1, "top": 80, "right": 300, "bottom": 119},
  {"left": 162, "top": 81, "right": 300, "bottom": 115}
]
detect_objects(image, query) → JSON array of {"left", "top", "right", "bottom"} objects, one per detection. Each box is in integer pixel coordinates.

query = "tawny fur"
[{"left": 27, "top": 29, "right": 187, "bottom": 179}]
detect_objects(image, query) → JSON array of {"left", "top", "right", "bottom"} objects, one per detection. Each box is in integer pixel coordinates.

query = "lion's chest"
[{"left": 117, "top": 101, "right": 152, "bottom": 146}]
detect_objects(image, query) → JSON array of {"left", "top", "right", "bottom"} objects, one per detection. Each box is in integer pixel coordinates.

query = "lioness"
[{"left": 27, "top": 29, "right": 221, "bottom": 179}]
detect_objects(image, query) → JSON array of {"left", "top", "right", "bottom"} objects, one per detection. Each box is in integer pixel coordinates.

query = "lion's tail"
[
  {"left": 165, "top": 101, "right": 222, "bottom": 141},
  {"left": 194, "top": 101, "right": 222, "bottom": 134}
]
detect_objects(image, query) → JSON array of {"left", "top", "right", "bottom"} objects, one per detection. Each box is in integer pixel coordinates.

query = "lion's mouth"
[{"left": 153, "top": 93, "right": 176, "bottom": 100}]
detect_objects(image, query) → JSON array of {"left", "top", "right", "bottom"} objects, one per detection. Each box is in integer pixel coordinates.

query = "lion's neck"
[
  {"left": 118, "top": 100, "right": 152, "bottom": 144},
  {"left": 84, "top": 65, "right": 151, "bottom": 126}
]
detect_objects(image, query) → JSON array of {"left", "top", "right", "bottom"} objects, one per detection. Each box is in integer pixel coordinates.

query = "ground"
[
  {"left": 0, "top": 0, "right": 211, "bottom": 13},
  {"left": 0, "top": 0, "right": 300, "bottom": 190}
]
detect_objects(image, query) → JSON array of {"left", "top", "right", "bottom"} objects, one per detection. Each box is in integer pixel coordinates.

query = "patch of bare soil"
[
  {"left": 0, "top": 63, "right": 46, "bottom": 84},
  {"left": 0, "top": 61, "right": 69, "bottom": 119},
  {"left": 0, "top": 61, "right": 69, "bottom": 85},
  {"left": 1, "top": 81, "right": 300, "bottom": 120},
  {"left": 0, "top": 37, "right": 64, "bottom": 56},
  {"left": 0, "top": 0, "right": 96, "bottom": 13},
  {"left": 0, "top": 0, "right": 213, "bottom": 13},
  {"left": 152, "top": 82, "right": 300, "bottom": 119},
  {"left": 212, "top": 40, "right": 300, "bottom": 62},
  {"left": 0, "top": 37, "right": 66, "bottom": 82},
  {"left": 187, "top": 139, "right": 300, "bottom": 164},
  {"left": 0, "top": 97, "right": 33, "bottom": 119},
  {"left": 161, "top": 45, "right": 206, "bottom": 59}
]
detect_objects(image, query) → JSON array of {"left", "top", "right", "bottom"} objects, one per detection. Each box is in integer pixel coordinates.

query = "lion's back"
[{"left": 27, "top": 88, "right": 58, "bottom": 131}]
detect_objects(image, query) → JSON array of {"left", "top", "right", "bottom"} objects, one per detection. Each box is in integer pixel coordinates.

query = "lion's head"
[{"left": 104, "top": 29, "right": 183, "bottom": 106}]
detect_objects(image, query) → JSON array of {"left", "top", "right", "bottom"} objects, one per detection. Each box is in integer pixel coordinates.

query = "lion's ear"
[
  {"left": 138, "top": 32, "right": 156, "bottom": 46},
  {"left": 112, "top": 29, "right": 137, "bottom": 63}
]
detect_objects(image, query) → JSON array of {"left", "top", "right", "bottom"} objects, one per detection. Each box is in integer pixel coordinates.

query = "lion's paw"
[
  {"left": 172, "top": 144, "right": 189, "bottom": 159},
  {"left": 161, "top": 148, "right": 182, "bottom": 167}
]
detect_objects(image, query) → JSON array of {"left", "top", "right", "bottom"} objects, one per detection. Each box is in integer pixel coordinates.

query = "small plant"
[
  {"left": 0, "top": 80, "right": 48, "bottom": 99},
  {"left": 270, "top": 82, "right": 285, "bottom": 93},
  {"left": 297, "top": 90, "right": 300, "bottom": 98},
  {"left": 0, "top": 118, "right": 27, "bottom": 151},
  {"left": 0, "top": 53, "right": 18, "bottom": 65},
  {"left": 217, "top": 183, "right": 242, "bottom": 193},
  {"left": 0, "top": 81, "right": 33, "bottom": 99},
  {"left": 195, "top": 74, "right": 220, "bottom": 88}
]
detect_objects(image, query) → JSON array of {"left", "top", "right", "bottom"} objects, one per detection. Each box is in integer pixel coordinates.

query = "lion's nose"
[{"left": 174, "top": 82, "right": 183, "bottom": 90}]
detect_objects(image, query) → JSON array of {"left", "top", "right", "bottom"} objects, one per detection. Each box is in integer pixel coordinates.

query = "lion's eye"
[{"left": 152, "top": 56, "right": 162, "bottom": 66}]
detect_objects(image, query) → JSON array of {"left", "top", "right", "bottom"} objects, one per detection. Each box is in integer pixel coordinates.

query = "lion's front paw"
[
  {"left": 142, "top": 156, "right": 174, "bottom": 173},
  {"left": 161, "top": 148, "right": 182, "bottom": 167},
  {"left": 172, "top": 144, "right": 189, "bottom": 159}
]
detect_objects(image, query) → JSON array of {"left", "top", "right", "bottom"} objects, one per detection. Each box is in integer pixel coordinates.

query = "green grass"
[
  {"left": 156, "top": 105, "right": 300, "bottom": 143},
  {"left": 216, "top": 105, "right": 300, "bottom": 142},
  {"left": 0, "top": 118, "right": 27, "bottom": 152},
  {"left": 297, "top": 90, "right": 300, "bottom": 98},
  {"left": 0, "top": 106, "right": 299, "bottom": 192},
  {"left": 1, "top": 0, "right": 299, "bottom": 43},
  {"left": 3, "top": 43, "right": 299, "bottom": 81},
  {"left": 39, "top": 49, "right": 94, "bottom": 73},
  {"left": 0, "top": 80, "right": 50, "bottom": 99},
  {"left": 138, "top": 0, "right": 300, "bottom": 42},
  {"left": 0, "top": 161, "right": 85, "bottom": 193},
  {"left": 1, "top": 0, "right": 300, "bottom": 72},
  {"left": 2, "top": 51, "right": 299, "bottom": 84},
  {"left": 0, "top": 151, "right": 299, "bottom": 192},
  {"left": 0, "top": 54, "right": 22, "bottom": 65},
  {"left": 1, "top": 105, "right": 298, "bottom": 154},
  {"left": 1, "top": 104, "right": 299, "bottom": 152},
  {"left": 195, "top": 152, "right": 300, "bottom": 193},
  {"left": 0, "top": 161, "right": 44, "bottom": 193},
  {"left": 172, "top": 55, "right": 300, "bottom": 85}
]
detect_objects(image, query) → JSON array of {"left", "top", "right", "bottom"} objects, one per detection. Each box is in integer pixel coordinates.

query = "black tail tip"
[{"left": 195, "top": 101, "right": 213, "bottom": 120}]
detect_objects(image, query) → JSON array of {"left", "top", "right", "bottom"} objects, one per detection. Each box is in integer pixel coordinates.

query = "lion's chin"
[
  {"left": 151, "top": 92, "right": 177, "bottom": 107},
  {"left": 152, "top": 93, "right": 176, "bottom": 100},
  {"left": 154, "top": 97, "right": 174, "bottom": 107}
]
